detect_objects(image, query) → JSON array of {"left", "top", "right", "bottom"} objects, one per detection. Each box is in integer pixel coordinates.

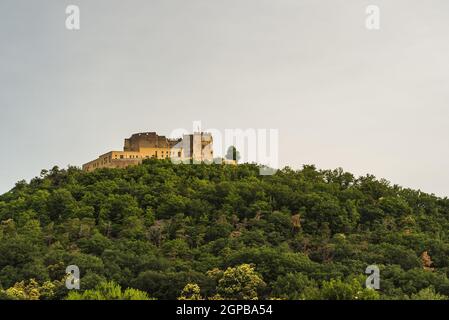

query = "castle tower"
[{"left": 182, "top": 132, "right": 213, "bottom": 163}]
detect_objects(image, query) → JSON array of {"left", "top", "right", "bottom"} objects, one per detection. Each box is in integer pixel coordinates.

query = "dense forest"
[{"left": 1, "top": 159, "right": 449, "bottom": 300}]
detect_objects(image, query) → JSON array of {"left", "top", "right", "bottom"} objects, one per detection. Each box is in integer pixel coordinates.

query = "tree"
[
  {"left": 3, "top": 279, "right": 41, "bottom": 300},
  {"left": 1, "top": 279, "right": 61, "bottom": 300},
  {"left": 178, "top": 283, "right": 203, "bottom": 300},
  {"left": 161, "top": 239, "right": 191, "bottom": 259},
  {"left": 47, "top": 189, "right": 77, "bottom": 221},
  {"left": 317, "top": 278, "right": 379, "bottom": 300},
  {"left": 217, "top": 264, "right": 266, "bottom": 300},
  {"left": 2, "top": 159, "right": 449, "bottom": 301},
  {"left": 66, "top": 281, "right": 152, "bottom": 300},
  {"left": 410, "top": 287, "right": 447, "bottom": 300},
  {"left": 291, "top": 214, "right": 301, "bottom": 231},
  {"left": 421, "top": 251, "right": 434, "bottom": 271},
  {"left": 272, "top": 273, "right": 316, "bottom": 300},
  {"left": 225, "top": 146, "right": 240, "bottom": 162}
]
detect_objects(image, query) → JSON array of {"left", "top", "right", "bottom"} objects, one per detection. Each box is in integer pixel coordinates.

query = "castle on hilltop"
[{"left": 82, "top": 131, "right": 214, "bottom": 172}]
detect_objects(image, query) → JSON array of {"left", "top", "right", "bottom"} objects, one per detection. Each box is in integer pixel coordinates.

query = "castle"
[{"left": 82, "top": 131, "right": 214, "bottom": 172}]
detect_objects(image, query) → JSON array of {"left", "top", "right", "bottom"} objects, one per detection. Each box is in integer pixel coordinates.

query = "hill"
[{"left": 1, "top": 159, "right": 449, "bottom": 300}]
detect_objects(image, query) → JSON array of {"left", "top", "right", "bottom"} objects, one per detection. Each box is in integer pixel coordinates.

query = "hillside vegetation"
[{"left": 1, "top": 159, "right": 449, "bottom": 300}]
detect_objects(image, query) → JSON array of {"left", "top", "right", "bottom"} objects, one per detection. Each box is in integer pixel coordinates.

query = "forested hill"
[{"left": 1, "top": 159, "right": 449, "bottom": 300}]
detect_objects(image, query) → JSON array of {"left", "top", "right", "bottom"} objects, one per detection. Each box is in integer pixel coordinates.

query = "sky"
[{"left": 1, "top": 0, "right": 449, "bottom": 196}]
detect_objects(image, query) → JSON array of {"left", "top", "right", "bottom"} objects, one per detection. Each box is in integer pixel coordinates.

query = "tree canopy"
[{"left": 1, "top": 159, "right": 449, "bottom": 300}]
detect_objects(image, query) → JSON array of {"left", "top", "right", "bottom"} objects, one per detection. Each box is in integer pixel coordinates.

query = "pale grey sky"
[{"left": 1, "top": 0, "right": 449, "bottom": 196}]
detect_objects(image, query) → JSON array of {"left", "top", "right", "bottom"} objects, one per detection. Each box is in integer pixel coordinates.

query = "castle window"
[{"left": 120, "top": 155, "right": 124, "bottom": 159}]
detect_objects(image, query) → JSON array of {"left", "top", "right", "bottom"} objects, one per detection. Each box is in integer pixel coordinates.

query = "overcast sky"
[{"left": 1, "top": 0, "right": 449, "bottom": 196}]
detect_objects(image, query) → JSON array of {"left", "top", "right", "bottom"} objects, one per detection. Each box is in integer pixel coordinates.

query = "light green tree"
[
  {"left": 1, "top": 279, "right": 59, "bottom": 300},
  {"left": 217, "top": 264, "right": 266, "bottom": 300},
  {"left": 317, "top": 278, "right": 380, "bottom": 300},
  {"left": 66, "top": 281, "right": 152, "bottom": 300},
  {"left": 178, "top": 283, "right": 203, "bottom": 300},
  {"left": 410, "top": 287, "right": 447, "bottom": 300}
]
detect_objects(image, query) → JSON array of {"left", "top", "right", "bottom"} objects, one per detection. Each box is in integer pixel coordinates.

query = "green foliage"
[
  {"left": 272, "top": 273, "right": 317, "bottom": 299},
  {"left": 0, "top": 278, "right": 63, "bottom": 300},
  {"left": 410, "top": 287, "right": 448, "bottom": 300},
  {"left": 1, "top": 159, "right": 449, "bottom": 299},
  {"left": 66, "top": 281, "right": 152, "bottom": 300},
  {"left": 178, "top": 283, "right": 203, "bottom": 300},
  {"left": 217, "top": 264, "right": 266, "bottom": 300},
  {"left": 315, "top": 278, "right": 380, "bottom": 300},
  {"left": 225, "top": 146, "right": 241, "bottom": 162}
]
